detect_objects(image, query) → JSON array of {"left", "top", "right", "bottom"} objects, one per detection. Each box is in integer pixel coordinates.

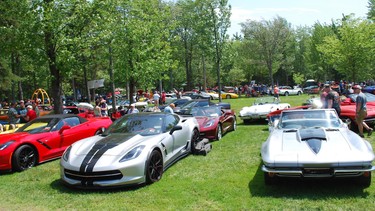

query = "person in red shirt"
[
  {"left": 111, "top": 108, "right": 122, "bottom": 121},
  {"left": 25, "top": 105, "right": 37, "bottom": 122},
  {"left": 273, "top": 85, "right": 280, "bottom": 102},
  {"left": 161, "top": 91, "right": 166, "bottom": 105}
]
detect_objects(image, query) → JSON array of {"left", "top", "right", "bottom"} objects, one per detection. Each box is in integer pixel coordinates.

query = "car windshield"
[
  {"left": 348, "top": 93, "right": 375, "bottom": 102},
  {"left": 189, "top": 106, "right": 221, "bottom": 117},
  {"left": 254, "top": 97, "right": 277, "bottom": 105},
  {"left": 279, "top": 110, "right": 341, "bottom": 129},
  {"left": 17, "top": 118, "right": 59, "bottom": 134},
  {"left": 103, "top": 114, "right": 163, "bottom": 136}
]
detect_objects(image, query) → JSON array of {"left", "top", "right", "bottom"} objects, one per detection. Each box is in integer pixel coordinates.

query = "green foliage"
[
  {"left": 240, "top": 16, "right": 294, "bottom": 86},
  {"left": 317, "top": 15, "right": 375, "bottom": 82}
]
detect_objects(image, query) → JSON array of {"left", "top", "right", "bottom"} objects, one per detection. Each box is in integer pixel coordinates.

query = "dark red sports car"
[
  {"left": 187, "top": 106, "right": 236, "bottom": 140},
  {"left": 0, "top": 114, "right": 112, "bottom": 172}
]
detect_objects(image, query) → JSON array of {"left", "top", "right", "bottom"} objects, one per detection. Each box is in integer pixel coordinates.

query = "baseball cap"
[
  {"left": 27, "top": 105, "right": 33, "bottom": 109},
  {"left": 353, "top": 85, "right": 362, "bottom": 90}
]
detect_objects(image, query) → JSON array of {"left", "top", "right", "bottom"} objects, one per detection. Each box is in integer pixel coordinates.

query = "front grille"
[
  {"left": 64, "top": 169, "right": 123, "bottom": 181},
  {"left": 303, "top": 168, "right": 333, "bottom": 176}
]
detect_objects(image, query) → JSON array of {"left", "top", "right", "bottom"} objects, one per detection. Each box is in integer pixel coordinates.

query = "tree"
[
  {"left": 241, "top": 16, "right": 293, "bottom": 86},
  {"left": 367, "top": 0, "right": 375, "bottom": 20},
  {"left": 317, "top": 16, "right": 375, "bottom": 82}
]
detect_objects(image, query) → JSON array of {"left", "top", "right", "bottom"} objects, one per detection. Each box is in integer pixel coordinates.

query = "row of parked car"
[
  {"left": 0, "top": 98, "right": 238, "bottom": 189},
  {"left": 2, "top": 92, "right": 375, "bottom": 188}
]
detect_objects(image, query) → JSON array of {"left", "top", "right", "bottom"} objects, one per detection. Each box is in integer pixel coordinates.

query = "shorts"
[{"left": 356, "top": 109, "right": 367, "bottom": 122}]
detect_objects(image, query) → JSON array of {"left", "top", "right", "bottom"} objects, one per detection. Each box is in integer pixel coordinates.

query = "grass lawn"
[{"left": 1, "top": 94, "right": 375, "bottom": 210}]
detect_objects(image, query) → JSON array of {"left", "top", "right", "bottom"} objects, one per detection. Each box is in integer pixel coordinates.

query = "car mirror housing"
[
  {"left": 169, "top": 125, "right": 182, "bottom": 135},
  {"left": 59, "top": 125, "right": 71, "bottom": 134}
]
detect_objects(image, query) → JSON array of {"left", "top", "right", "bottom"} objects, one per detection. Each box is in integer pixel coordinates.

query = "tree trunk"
[{"left": 44, "top": 29, "right": 62, "bottom": 114}]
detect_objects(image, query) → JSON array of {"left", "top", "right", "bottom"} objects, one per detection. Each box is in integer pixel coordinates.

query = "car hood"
[
  {"left": 264, "top": 128, "right": 375, "bottom": 165},
  {"left": 0, "top": 132, "right": 30, "bottom": 143},
  {"left": 240, "top": 103, "right": 290, "bottom": 115},
  {"left": 195, "top": 116, "right": 216, "bottom": 127},
  {"left": 73, "top": 133, "right": 164, "bottom": 157}
]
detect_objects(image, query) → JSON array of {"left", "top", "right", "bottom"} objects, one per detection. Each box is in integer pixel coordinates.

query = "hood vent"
[{"left": 299, "top": 128, "right": 327, "bottom": 154}]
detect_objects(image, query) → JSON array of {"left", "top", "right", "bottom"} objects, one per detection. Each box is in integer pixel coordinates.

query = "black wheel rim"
[
  {"left": 148, "top": 152, "right": 163, "bottom": 182},
  {"left": 18, "top": 147, "right": 36, "bottom": 170}
]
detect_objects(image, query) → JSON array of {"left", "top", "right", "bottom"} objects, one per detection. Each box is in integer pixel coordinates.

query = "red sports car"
[
  {"left": 0, "top": 114, "right": 112, "bottom": 172},
  {"left": 188, "top": 106, "right": 236, "bottom": 140}
]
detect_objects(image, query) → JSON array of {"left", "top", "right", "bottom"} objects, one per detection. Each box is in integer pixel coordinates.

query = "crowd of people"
[
  {"left": 0, "top": 99, "right": 40, "bottom": 132},
  {"left": 318, "top": 82, "right": 373, "bottom": 138}
]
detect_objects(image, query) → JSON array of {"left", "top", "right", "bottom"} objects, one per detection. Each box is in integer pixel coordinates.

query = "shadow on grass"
[
  {"left": 248, "top": 162, "right": 370, "bottom": 199},
  {"left": 50, "top": 179, "right": 147, "bottom": 193}
]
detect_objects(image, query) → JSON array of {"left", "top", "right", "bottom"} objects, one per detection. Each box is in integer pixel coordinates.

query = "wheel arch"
[{"left": 11, "top": 143, "right": 40, "bottom": 171}]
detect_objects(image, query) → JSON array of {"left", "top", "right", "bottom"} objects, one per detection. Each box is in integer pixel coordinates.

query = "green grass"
[{"left": 1, "top": 94, "right": 375, "bottom": 210}]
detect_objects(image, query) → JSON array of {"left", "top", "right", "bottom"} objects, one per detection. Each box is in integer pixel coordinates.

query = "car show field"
[{"left": 1, "top": 95, "right": 375, "bottom": 210}]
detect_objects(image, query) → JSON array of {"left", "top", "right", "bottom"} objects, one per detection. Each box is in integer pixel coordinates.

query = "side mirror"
[
  {"left": 269, "top": 119, "right": 279, "bottom": 132},
  {"left": 59, "top": 125, "right": 71, "bottom": 134},
  {"left": 169, "top": 125, "right": 182, "bottom": 135}
]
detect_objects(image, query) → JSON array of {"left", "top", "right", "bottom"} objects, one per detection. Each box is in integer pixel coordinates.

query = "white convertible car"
[
  {"left": 60, "top": 112, "right": 200, "bottom": 188},
  {"left": 239, "top": 97, "right": 290, "bottom": 123},
  {"left": 261, "top": 109, "right": 375, "bottom": 187}
]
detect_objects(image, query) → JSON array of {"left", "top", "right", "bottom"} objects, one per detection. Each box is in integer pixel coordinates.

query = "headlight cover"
[
  {"left": 62, "top": 146, "right": 72, "bottom": 162},
  {"left": 204, "top": 119, "right": 215, "bottom": 128},
  {"left": 120, "top": 145, "right": 145, "bottom": 162},
  {"left": 0, "top": 140, "right": 15, "bottom": 151}
]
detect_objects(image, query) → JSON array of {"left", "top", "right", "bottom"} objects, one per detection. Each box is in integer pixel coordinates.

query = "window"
[{"left": 165, "top": 115, "right": 179, "bottom": 132}]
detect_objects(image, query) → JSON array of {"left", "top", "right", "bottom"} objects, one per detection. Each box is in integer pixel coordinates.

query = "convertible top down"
[{"left": 261, "top": 109, "right": 375, "bottom": 187}]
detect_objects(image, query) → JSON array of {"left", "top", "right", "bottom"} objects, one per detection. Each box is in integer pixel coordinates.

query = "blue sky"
[{"left": 228, "top": 0, "right": 370, "bottom": 35}]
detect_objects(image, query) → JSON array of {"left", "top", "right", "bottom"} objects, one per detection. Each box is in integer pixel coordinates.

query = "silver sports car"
[
  {"left": 60, "top": 112, "right": 200, "bottom": 188},
  {"left": 261, "top": 109, "right": 375, "bottom": 187}
]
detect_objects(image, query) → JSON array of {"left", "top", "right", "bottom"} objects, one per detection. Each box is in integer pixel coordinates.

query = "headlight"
[
  {"left": 204, "top": 119, "right": 215, "bottom": 128},
  {"left": 62, "top": 146, "right": 72, "bottom": 162},
  {"left": 119, "top": 145, "right": 145, "bottom": 162},
  {"left": 0, "top": 141, "right": 15, "bottom": 151}
]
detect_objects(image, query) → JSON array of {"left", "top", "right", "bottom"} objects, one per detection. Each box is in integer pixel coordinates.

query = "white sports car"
[
  {"left": 261, "top": 109, "right": 375, "bottom": 187},
  {"left": 60, "top": 112, "right": 200, "bottom": 188},
  {"left": 239, "top": 97, "right": 290, "bottom": 123}
]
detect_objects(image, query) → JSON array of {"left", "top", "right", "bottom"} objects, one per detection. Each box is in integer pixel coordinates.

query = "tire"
[
  {"left": 226, "top": 95, "right": 231, "bottom": 99},
  {"left": 357, "top": 172, "right": 371, "bottom": 188},
  {"left": 232, "top": 118, "right": 237, "bottom": 131},
  {"left": 95, "top": 127, "right": 105, "bottom": 135},
  {"left": 284, "top": 92, "right": 289, "bottom": 96},
  {"left": 216, "top": 124, "right": 222, "bottom": 141},
  {"left": 146, "top": 150, "right": 163, "bottom": 184},
  {"left": 297, "top": 91, "right": 302, "bottom": 95},
  {"left": 12, "top": 145, "right": 37, "bottom": 172},
  {"left": 243, "top": 119, "right": 250, "bottom": 124},
  {"left": 264, "top": 172, "right": 278, "bottom": 185},
  {"left": 190, "top": 128, "right": 200, "bottom": 154}
]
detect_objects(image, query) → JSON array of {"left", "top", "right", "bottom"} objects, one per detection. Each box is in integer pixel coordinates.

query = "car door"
[
  {"left": 59, "top": 116, "right": 93, "bottom": 148},
  {"left": 163, "top": 114, "right": 189, "bottom": 165}
]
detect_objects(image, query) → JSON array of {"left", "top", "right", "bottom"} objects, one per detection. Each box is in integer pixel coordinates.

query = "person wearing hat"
[
  {"left": 353, "top": 85, "right": 373, "bottom": 137},
  {"left": 127, "top": 103, "right": 139, "bottom": 114},
  {"left": 323, "top": 84, "right": 341, "bottom": 115},
  {"left": 24, "top": 105, "right": 37, "bottom": 122},
  {"left": 18, "top": 100, "right": 28, "bottom": 123}
]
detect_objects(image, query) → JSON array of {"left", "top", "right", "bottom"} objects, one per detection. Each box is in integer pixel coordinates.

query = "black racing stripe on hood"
[
  {"left": 79, "top": 134, "right": 136, "bottom": 173},
  {"left": 299, "top": 128, "right": 327, "bottom": 140}
]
